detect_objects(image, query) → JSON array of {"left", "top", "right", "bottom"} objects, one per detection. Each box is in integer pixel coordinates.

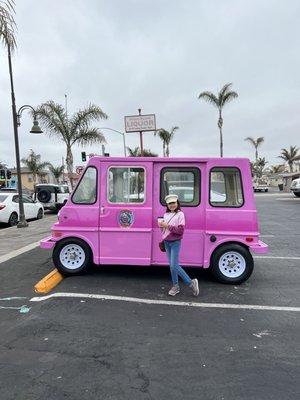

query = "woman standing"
[{"left": 158, "top": 194, "right": 199, "bottom": 297}]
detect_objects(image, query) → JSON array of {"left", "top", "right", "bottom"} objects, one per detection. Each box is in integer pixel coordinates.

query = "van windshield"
[{"left": 72, "top": 167, "right": 97, "bottom": 204}]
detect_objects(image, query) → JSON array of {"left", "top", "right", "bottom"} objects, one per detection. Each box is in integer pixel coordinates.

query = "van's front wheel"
[
  {"left": 53, "top": 238, "right": 92, "bottom": 276},
  {"left": 210, "top": 244, "right": 253, "bottom": 284}
]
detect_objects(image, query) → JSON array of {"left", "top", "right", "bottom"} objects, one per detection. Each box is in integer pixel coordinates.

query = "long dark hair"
[{"left": 165, "top": 199, "right": 181, "bottom": 213}]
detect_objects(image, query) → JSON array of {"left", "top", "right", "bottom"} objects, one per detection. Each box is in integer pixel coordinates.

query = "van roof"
[{"left": 90, "top": 156, "right": 250, "bottom": 163}]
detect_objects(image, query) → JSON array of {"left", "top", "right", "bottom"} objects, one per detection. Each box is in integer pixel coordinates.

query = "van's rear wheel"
[
  {"left": 53, "top": 238, "right": 92, "bottom": 275},
  {"left": 210, "top": 244, "right": 253, "bottom": 284}
]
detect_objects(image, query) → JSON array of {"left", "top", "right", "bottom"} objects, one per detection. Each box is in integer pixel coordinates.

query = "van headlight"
[{"left": 57, "top": 210, "right": 61, "bottom": 220}]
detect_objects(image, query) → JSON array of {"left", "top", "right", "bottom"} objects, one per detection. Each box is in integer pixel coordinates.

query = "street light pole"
[
  {"left": 7, "top": 44, "right": 43, "bottom": 227},
  {"left": 99, "top": 127, "right": 127, "bottom": 156},
  {"left": 7, "top": 44, "right": 28, "bottom": 227}
]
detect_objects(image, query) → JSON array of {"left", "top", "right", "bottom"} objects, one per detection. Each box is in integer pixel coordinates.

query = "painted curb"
[{"left": 34, "top": 268, "right": 64, "bottom": 294}]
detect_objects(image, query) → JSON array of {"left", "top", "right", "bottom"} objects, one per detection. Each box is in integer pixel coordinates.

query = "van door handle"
[{"left": 100, "top": 206, "right": 105, "bottom": 214}]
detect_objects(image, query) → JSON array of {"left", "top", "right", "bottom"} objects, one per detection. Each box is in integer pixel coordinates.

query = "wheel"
[
  {"left": 8, "top": 212, "right": 18, "bottom": 227},
  {"left": 36, "top": 208, "right": 43, "bottom": 220},
  {"left": 264, "top": 189, "right": 268, "bottom": 192},
  {"left": 53, "top": 238, "right": 92, "bottom": 275},
  {"left": 293, "top": 192, "right": 300, "bottom": 198},
  {"left": 37, "top": 189, "right": 51, "bottom": 203},
  {"left": 210, "top": 244, "right": 254, "bottom": 284}
]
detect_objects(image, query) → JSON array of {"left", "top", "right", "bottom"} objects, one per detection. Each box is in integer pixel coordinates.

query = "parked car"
[
  {"left": 41, "top": 156, "right": 268, "bottom": 284},
  {"left": 253, "top": 178, "right": 269, "bottom": 192},
  {"left": 290, "top": 178, "right": 300, "bottom": 197},
  {"left": 34, "top": 184, "right": 70, "bottom": 212},
  {"left": 0, "top": 193, "right": 44, "bottom": 226}
]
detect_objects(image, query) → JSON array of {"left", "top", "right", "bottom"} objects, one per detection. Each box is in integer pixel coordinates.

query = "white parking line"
[
  {"left": 30, "top": 292, "right": 300, "bottom": 312},
  {"left": 0, "top": 242, "right": 40, "bottom": 265},
  {"left": 254, "top": 256, "right": 300, "bottom": 260},
  {"left": 260, "top": 235, "right": 275, "bottom": 238}
]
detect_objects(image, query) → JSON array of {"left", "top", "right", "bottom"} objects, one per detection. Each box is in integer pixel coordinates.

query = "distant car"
[
  {"left": 253, "top": 179, "right": 269, "bottom": 192},
  {"left": 34, "top": 184, "right": 70, "bottom": 212},
  {"left": 0, "top": 193, "right": 44, "bottom": 226},
  {"left": 290, "top": 178, "right": 300, "bottom": 197}
]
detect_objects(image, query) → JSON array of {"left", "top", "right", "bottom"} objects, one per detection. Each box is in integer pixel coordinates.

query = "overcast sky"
[{"left": 1, "top": 0, "right": 299, "bottom": 169}]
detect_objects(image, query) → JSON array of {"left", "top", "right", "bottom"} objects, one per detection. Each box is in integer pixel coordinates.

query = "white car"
[
  {"left": 290, "top": 178, "right": 300, "bottom": 197},
  {"left": 0, "top": 192, "right": 44, "bottom": 226},
  {"left": 253, "top": 178, "right": 269, "bottom": 192}
]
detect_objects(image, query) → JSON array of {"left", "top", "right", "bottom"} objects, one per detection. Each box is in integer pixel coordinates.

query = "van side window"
[
  {"left": 108, "top": 167, "right": 145, "bottom": 203},
  {"left": 160, "top": 167, "right": 200, "bottom": 206},
  {"left": 210, "top": 167, "right": 244, "bottom": 207},
  {"left": 72, "top": 167, "right": 97, "bottom": 204}
]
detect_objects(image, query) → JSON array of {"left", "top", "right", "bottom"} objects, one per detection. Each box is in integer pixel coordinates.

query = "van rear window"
[
  {"left": 108, "top": 167, "right": 145, "bottom": 203},
  {"left": 210, "top": 167, "right": 244, "bottom": 207}
]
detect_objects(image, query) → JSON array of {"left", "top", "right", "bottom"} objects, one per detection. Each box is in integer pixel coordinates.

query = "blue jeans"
[{"left": 164, "top": 240, "right": 192, "bottom": 286}]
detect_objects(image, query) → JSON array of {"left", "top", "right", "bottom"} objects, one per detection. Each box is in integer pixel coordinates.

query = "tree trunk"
[
  {"left": 66, "top": 144, "right": 74, "bottom": 189},
  {"left": 255, "top": 147, "right": 258, "bottom": 161},
  {"left": 163, "top": 141, "right": 166, "bottom": 157},
  {"left": 166, "top": 144, "right": 170, "bottom": 157},
  {"left": 218, "top": 109, "right": 223, "bottom": 157}
]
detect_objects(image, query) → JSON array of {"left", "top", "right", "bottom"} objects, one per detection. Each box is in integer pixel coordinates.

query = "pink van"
[{"left": 40, "top": 156, "right": 268, "bottom": 284}]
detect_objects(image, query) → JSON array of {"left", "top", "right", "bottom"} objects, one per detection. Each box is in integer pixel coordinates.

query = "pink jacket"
[{"left": 162, "top": 210, "right": 185, "bottom": 241}]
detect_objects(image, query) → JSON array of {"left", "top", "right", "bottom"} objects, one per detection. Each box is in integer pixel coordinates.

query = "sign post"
[{"left": 124, "top": 110, "right": 156, "bottom": 156}]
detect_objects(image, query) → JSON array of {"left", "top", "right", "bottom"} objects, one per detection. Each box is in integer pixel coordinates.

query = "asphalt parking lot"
[{"left": 0, "top": 193, "right": 299, "bottom": 400}]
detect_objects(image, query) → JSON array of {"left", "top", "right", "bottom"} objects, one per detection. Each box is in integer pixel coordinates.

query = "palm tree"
[
  {"left": 255, "top": 157, "right": 268, "bottom": 178},
  {"left": 48, "top": 164, "right": 65, "bottom": 184},
  {"left": 127, "top": 146, "right": 158, "bottom": 157},
  {"left": 154, "top": 126, "right": 179, "bottom": 157},
  {"left": 269, "top": 164, "right": 285, "bottom": 174},
  {"left": 21, "top": 150, "right": 50, "bottom": 186},
  {"left": 278, "top": 146, "right": 299, "bottom": 172},
  {"left": 244, "top": 136, "right": 264, "bottom": 161},
  {"left": 35, "top": 101, "right": 108, "bottom": 188},
  {"left": 198, "top": 83, "right": 238, "bottom": 157}
]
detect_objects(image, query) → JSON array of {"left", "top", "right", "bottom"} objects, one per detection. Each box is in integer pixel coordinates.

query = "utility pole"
[{"left": 138, "top": 108, "right": 144, "bottom": 156}]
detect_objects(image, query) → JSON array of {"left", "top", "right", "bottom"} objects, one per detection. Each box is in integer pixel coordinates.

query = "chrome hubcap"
[
  {"left": 59, "top": 244, "right": 86, "bottom": 270},
  {"left": 219, "top": 251, "right": 246, "bottom": 278}
]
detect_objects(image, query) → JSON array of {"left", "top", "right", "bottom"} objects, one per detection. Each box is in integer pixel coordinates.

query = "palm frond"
[
  {"left": 0, "top": 0, "right": 16, "bottom": 49},
  {"left": 72, "top": 127, "right": 106, "bottom": 147},
  {"left": 48, "top": 164, "right": 64, "bottom": 179},
  {"left": 220, "top": 90, "right": 238, "bottom": 106},
  {"left": 244, "top": 137, "right": 256, "bottom": 146},
  {"left": 198, "top": 91, "right": 219, "bottom": 107},
  {"left": 256, "top": 137, "right": 264, "bottom": 145},
  {"left": 21, "top": 150, "right": 49, "bottom": 176},
  {"left": 35, "top": 101, "right": 69, "bottom": 143},
  {"left": 70, "top": 104, "right": 108, "bottom": 135},
  {"left": 127, "top": 146, "right": 140, "bottom": 157},
  {"left": 219, "top": 83, "right": 233, "bottom": 98}
]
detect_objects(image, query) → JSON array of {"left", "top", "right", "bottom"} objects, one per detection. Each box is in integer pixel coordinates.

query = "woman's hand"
[{"left": 158, "top": 221, "right": 169, "bottom": 228}]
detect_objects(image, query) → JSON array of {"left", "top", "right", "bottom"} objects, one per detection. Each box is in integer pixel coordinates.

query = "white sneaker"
[
  {"left": 168, "top": 284, "right": 180, "bottom": 296},
  {"left": 190, "top": 279, "right": 199, "bottom": 296}
]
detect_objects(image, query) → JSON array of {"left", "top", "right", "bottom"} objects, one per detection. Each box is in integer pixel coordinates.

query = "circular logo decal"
[{"left": 118, "top": 209, "right": 134, "bottom": 228}]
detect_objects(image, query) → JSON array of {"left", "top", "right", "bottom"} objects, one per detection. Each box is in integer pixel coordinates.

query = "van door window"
[
  {"left": 210, "top": 167, "right": 244, "bottom": 207},
  {"left": 108, "top": 167, "right": 145, "bottom": 203},
  {"left": 72, "top": 167, "right": 97, "bottom": 204},
  {"left": 160, "top": 167, "right": 200, "bottom": 206}
]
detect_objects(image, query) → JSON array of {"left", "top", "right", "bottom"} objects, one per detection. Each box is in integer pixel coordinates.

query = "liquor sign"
[{"left": 124, "top": 114, "right": 156, "bottom": 133}]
